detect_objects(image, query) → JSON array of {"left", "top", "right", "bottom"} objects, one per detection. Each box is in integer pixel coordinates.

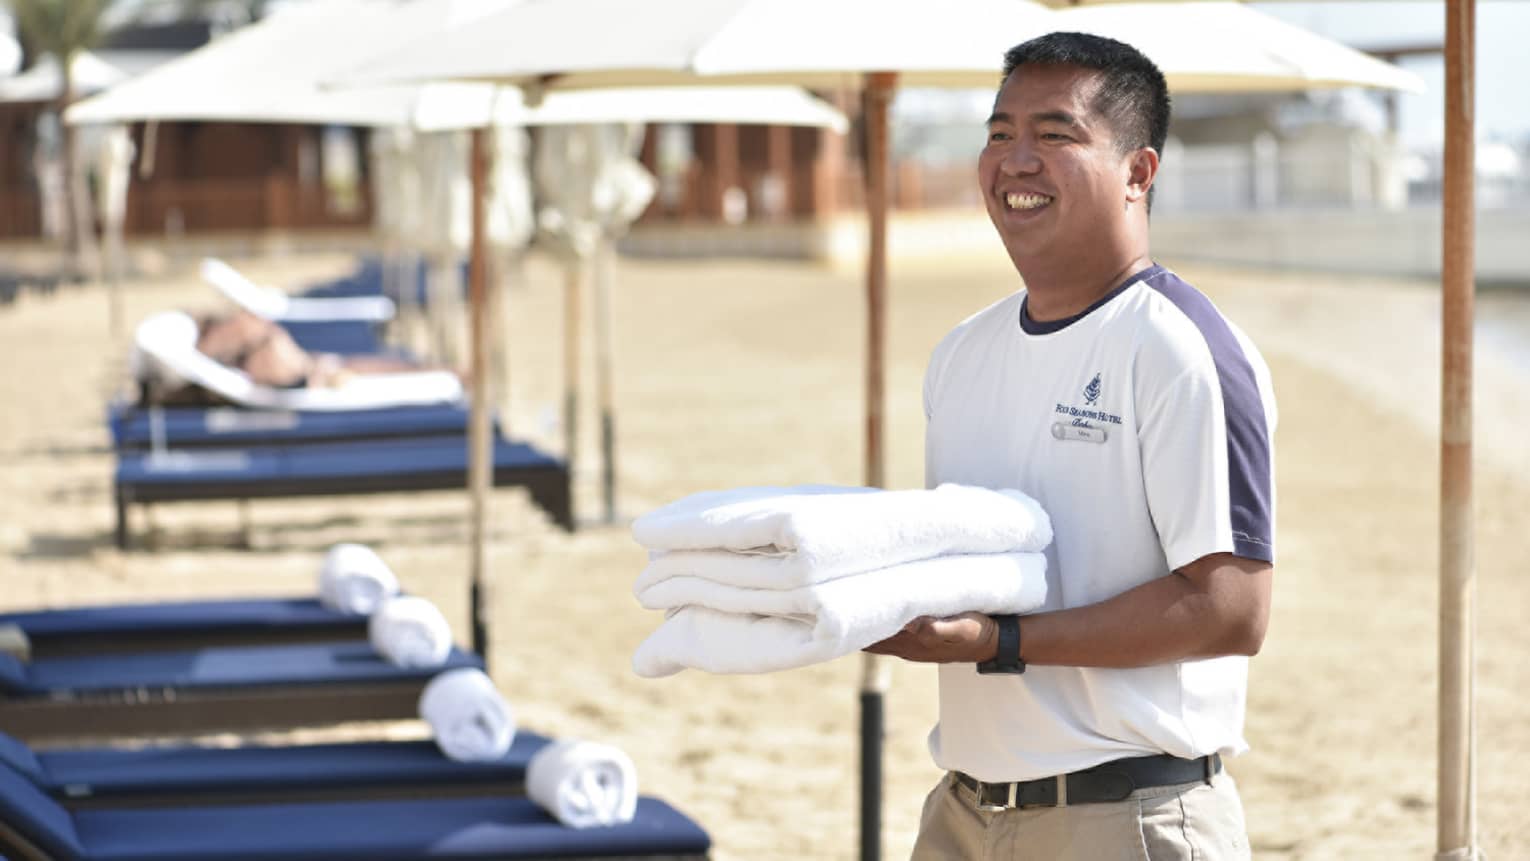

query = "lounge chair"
[
  {"left": 201, "top": 258, "right": 396, "bottom": 324},
  {"left": 0, "top": 641, "right": 481, "bottom": 743},
  {"left": 108, "top": 402, "right": 478, "bottom": 451},
  {"left": 0, "top": 759, "right": 712, "bottom": 861},
  {"left": 0, "top": 728, "right": 553, "bottom": 807},
  {"left": 0, "top": 596, "right": 368, "bottom": 659},
  {"left": 113, "top": 435, "right": 574, "bottom": 549}
]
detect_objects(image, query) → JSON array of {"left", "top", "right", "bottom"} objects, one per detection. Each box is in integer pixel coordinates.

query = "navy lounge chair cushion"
[
  {"left": 117, "top": 436, "right": 562, "bottom": 491},
  {"left": 0, "top": 598, "right": 352, "bottom": 641},
  {"left": 0, "top": 760, "right": 710, "bottom": 861},
  {"left": 279, "top": 319, "right": 382, "bottom": 355},
  {"left": 29, "top": 732, "right": 552, "bottom": 798},
  {"left": 0, "top": 652, "right": 24, "bottom": 689},
  {"left": 75, "top": 796, "right": 710, "bottom": 861},
  {"left": 108, "top": 403, "right": 472, "bottom": 450},
  {"left": 1, "top": 642, "right": 481, "bottom": 697}
]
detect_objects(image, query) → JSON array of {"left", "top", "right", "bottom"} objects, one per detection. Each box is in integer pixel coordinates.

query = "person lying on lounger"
[
  {"left": 136, "top": 310, "right": 460, "bottom": 407},
  {"left": 194, "top": 310, "right": 428, "bottom": 388}
]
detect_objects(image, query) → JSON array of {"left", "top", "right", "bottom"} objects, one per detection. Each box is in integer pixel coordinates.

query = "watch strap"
[{"left": 976, "top": 614, "right": 1025, "bottom": 674}]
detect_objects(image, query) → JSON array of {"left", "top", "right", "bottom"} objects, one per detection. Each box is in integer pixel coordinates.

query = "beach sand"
[{"left": 0, "top": 242, "right": 1525, "bottom": 859}]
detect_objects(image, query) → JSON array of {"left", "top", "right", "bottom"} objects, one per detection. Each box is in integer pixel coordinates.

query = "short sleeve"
[{"left": 1135, "top": 337, "right": 1275, "bottom": 571}]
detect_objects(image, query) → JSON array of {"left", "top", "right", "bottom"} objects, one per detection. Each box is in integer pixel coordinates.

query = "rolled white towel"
[
  {"left": 526, "top": 740, "right": 638, "bottom": 829},
  {"left": 418, "top": 667, "right": 516, "bottom": 762},
  {"left": 319, "top": 543, "right": 400, "bottom": 616},
  {"left": 369, "top": 596, "right": 453, "bottom": 668}
]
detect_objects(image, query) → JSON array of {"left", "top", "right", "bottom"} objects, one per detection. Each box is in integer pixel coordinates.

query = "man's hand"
[{"left": 864, "top": 612, "right": 999, "bottom": 663}]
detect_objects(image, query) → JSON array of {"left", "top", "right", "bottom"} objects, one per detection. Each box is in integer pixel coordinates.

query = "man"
[{"left": 866, "top": 32, "right": 1276, "bottom": 860}]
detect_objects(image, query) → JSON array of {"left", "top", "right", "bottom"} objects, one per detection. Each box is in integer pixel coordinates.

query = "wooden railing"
[{"left": 0, "top": 176, "right": 373, "bottom": 240}]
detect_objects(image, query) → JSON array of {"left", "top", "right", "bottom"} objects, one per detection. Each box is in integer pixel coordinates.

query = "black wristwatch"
[{"left": 976, "top": 614, "right": 1026, "bottom": 674}]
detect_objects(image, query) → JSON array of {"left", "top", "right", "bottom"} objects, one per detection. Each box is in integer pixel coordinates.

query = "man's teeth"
[{"left": 1006, "top": 193, "right": 1051, "bottom": 210}]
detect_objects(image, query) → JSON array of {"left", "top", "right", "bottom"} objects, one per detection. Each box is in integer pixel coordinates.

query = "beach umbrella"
[{"left": 336, "top": 0, "right": 1436, "bottom": 856}]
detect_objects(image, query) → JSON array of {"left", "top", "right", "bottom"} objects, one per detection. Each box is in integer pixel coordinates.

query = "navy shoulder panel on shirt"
[{"left": 1142, "top": 268, "right": 1275, "bottom": 563}]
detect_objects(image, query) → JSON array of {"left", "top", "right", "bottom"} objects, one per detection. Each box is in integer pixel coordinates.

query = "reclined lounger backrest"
[
  {"left": 0, "top": 759, "right": 83, "bottom": 860},
  {"left": 202, "top": 258, "right": 396, "bottom": 323},
  {"left": 0, "top": 731, "right": 46, "bottom": 785}
]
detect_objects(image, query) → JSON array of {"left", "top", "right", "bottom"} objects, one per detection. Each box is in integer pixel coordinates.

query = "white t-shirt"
[{"left": 923, "top": 263, "right": 1277, "bottom": 782}]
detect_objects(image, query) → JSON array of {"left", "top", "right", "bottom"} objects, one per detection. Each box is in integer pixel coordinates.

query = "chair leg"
[
  {"left": 114, "top": 489, "right": 130, "bottom": 550},
  {"left": 237, "top": 498, "right": 253, "bottom": 548}
]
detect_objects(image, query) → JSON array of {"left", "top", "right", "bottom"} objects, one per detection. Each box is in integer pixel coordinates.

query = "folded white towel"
[
  {"left": 631, "top": 553, "right": 1048, "bottom": 677},
  {"left": 369, "top": 596, "right": 453, "bottom": 668},
  {"left": 526, "top": 740, "right": 639, "bottom": 829},
  {"left": 318, "top": 543, "right": 400, "bottom": 616},
  {"left": 418, "top": 667, "right": 516, "bottom": 762},
  {"left": 631, "top": 484, "right": 1052, "bottom": 589}
]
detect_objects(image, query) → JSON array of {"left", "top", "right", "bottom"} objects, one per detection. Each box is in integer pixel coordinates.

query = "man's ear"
[{"left": 1125, "top": 147, "right": 1159, "bottom": 205}]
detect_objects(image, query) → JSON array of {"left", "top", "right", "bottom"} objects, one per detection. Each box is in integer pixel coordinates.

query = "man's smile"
[{"left": 1005, "top": 192, "right": 1053, "bottom": 211}]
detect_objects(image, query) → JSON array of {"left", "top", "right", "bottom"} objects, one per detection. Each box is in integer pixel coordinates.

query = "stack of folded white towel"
[
  {"left": 630, "top": 483, "right": 1053, "bottom": 677},
  {"left": 318, "top": 543, "right": 455, "bottom": 670}
]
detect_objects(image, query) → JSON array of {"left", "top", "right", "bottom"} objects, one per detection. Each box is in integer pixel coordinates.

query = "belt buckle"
[{"left": 975, "top": 780, "right": 1017, "bottom": 812}]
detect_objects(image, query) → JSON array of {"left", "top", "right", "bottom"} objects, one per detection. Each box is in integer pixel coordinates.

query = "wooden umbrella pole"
[
  {"left": 859, "top": 70, "right": 898, "bottom": 861},
  {"left": 564, "top": 260, "right": 583, "bottom": 487},
  {"left": 1438, "top": 1, "right": 1477, "bottom": 858},
  {"left": 596, "top": 239, "right": 617, "bottom": 524},
  {"left": 468, "top": 127, "right": 494, "bottom": 667},
  {"left": 863, "top": 73, "right": 896, "bottom": 493}
]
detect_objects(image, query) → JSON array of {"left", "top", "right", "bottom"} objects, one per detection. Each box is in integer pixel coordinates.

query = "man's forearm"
[{"left": 1019, "top": 558, "right": 1272, "bottom": 669}]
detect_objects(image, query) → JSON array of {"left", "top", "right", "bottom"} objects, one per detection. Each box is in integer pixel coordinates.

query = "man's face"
[{"left": 978, "top": 64, "right": 1136, "bottom": 270}]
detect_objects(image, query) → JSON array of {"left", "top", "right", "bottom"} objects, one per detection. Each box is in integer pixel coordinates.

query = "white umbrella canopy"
[
  {"left": 1051, "top": 2, "right": 1424, "bottom": 93},
  {"left": 64, "top": 0, "right": 851, "bottom": 133},
  {"left": 339, "top": 0, "right": 1058, "bottom": 90},
  {"left": 339, "top": 0, "right": 1424, "bottom": 95},
  {"left": 65, "top": 0, "right": 506, "bottom": 128}
]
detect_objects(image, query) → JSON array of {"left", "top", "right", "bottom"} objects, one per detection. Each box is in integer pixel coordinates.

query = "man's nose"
[{"left": 999, "top": 141, "right": 1041, "bottom": 175}]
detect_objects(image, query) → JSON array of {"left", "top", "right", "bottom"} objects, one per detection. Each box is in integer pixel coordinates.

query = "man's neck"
[{"left": 1019, "top": 253, "right": 1154, "bottom": 323}]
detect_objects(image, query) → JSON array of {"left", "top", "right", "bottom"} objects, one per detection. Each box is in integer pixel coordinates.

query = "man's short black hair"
[{"left": 1002, "top": 31, "right": 1170, "bottom": 164}]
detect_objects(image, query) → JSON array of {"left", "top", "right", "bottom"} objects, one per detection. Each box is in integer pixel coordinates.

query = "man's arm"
[{"left": 864, "top": 552, "right": 1272, "bottom": 667}]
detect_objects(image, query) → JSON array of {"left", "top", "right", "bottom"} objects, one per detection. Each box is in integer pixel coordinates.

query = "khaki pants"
[{"left": 911, "top": 770, "right": 1251, "bottom": 860}]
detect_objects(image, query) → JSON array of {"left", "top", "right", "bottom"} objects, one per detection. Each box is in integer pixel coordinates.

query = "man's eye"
[
  {"left": 1041, "top": 133, "right": 1069, "bottom": 141},
  {"left": 988, "top": 131, "right": 1011, "bottom": 142}
]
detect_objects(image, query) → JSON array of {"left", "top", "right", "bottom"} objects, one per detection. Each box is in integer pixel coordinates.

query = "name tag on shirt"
[{"left": 1051, "top": 422, "right": 1107, "bottom": 444}]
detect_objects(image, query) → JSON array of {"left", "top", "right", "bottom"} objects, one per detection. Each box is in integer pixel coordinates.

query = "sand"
[{"left": 1, "top": 239, "right": 1526, "bottom": 859}]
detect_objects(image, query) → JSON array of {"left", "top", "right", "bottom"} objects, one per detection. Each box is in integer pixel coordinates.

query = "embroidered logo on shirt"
[
  {"left": 1054, "top": 372, "right": 1121, "bottom": 434},
  {"left": 1083, "top": 373, "right": 1102, "bottom": 405}
]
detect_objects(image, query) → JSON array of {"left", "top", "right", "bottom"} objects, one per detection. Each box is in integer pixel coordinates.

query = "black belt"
[{"left": 954, "top": 753, "right": 1221, "bottom": 811}]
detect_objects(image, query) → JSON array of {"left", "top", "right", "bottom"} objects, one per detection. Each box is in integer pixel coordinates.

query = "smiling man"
[{"left": 865, "top": 33, "right": 1277, "bottom": 860}]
